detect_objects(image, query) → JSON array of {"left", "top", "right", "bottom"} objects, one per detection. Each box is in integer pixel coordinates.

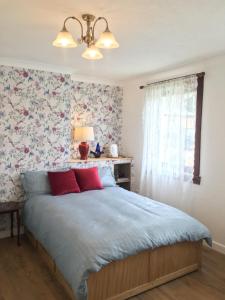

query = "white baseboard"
[{"left": 212, "top": 240, "right": 225, "bottom": 255}]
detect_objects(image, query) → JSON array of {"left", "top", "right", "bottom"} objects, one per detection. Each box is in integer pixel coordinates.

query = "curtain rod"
[{"left": 139, "top": 72, "right": 205, "bottom": 89}]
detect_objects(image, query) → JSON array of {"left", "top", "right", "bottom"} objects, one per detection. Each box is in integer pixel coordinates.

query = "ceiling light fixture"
[{"left": 53, "top": 14, "right": 119, "bottom": 60}]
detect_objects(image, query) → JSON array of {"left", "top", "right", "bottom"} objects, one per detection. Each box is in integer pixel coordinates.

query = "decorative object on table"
[
  {"left": 109, "top": 144, "right": 118, "bottom": 158},
  {"left": 102, "top": 144, "right": 110, "bottom": 157},
  {"left": 0, "top": 201, "right": 24, "bottom": 246},
  {"left": 52, "top": 14, "right": 119, "bottom": 60},
  {"left": 90, "top": 142, "right": 104, "bottom": 158},
  {"left": 74, "top": 127, "right": 94, "bottom": 160}
]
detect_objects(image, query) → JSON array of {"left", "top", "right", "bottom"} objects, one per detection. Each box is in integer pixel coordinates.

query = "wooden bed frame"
[{"left": 25, "top": 228, "right": 202, "bottom": 300}]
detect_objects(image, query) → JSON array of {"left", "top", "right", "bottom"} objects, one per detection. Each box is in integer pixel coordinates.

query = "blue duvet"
[{"left": 24, "top": 187, "right": 211, "bottom": 300}]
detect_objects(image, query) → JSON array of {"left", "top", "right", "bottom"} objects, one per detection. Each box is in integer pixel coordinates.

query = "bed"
[{"left": 23, "top": 184, "right": 211, "bottom": 300}]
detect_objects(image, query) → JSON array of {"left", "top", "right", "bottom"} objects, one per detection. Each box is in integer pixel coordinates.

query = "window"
[{"left": 140, "top": 73, "right": 204, "bottom": 198}]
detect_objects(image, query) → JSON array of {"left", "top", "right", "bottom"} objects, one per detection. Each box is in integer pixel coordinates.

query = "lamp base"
[{"left": 79, "top": 142, "right": 89, "bottom": 160}]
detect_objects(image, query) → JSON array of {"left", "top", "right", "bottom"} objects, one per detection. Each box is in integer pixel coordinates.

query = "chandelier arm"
[
  {"left": 92, "top": 17, "right": 109, "bottom": 41},
  {"left": 63, "top": 16, "right": 84, "bottom": 40}
]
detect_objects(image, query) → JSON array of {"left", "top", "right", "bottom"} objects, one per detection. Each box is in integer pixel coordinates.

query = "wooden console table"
[{"left": 0, "top": 201, "right": 24, "bottom": 246}]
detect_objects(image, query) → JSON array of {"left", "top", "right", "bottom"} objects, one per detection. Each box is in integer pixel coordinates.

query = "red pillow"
[
  {"left": 48, "top": 170, "right": 80, "bottom": 196},
  {"left": 73, "top": 167, "right": 103, "bottom": 192}
]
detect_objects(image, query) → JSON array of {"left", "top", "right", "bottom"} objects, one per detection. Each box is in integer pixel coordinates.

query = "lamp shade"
[
  {"left": 53, "top": 29, "right": 77, "bottom": 48},
  {"left": 82, "top": 45, "right": 103, "bottom": 60},
  {"left": 95, "top": 29, "right": 119, "bottom": 49},
  {"left": 74, "top": 127, "right": 94, "bottom": 142}
]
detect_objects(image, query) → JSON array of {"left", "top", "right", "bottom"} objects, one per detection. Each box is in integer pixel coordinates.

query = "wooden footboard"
[{"left": 25, "top": 228, "right": 202, "bottom": 300}]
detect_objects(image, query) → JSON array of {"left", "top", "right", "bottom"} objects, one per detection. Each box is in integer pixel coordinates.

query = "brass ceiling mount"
[{"left": 82, "top": 14, "right": 95, "bottom": 22}]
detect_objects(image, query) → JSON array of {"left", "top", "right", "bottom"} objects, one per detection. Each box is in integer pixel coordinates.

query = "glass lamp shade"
[
  {"left": 53, "top": 29, "right": 77, "bottom": 48},
  {"left": 74, "top": 127, "right": 94, "bottom": 142},
  {"left": 82, "top": 45, "right": 103, "bottom": 60},
  {"left": 95, "top": 30, "right": 119, "bottom": 49}
]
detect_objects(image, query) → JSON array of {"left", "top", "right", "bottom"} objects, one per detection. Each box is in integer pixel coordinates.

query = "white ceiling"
[{"left": 1, "top": 0, "right": 225, "bottom": 82}]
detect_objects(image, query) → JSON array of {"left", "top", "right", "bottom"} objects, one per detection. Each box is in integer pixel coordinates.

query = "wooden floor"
[{"left": 0, "top": 237, "right": 225, "bottom": 300}]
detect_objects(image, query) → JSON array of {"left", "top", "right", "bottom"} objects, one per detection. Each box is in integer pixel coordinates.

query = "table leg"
[
  {"left": 16, "top": 210, "right": 21, "bottom": 246},
  {"left": 10, "top": 211, "right": 14, "bottom": 237}
]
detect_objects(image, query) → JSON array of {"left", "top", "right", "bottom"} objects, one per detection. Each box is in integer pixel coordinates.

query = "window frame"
[
  {"left": 140, "top": 72, "right": 205, "bottom": 185},
  {"left": 192, "top": 72, "right": 205, "bottom": 185}
]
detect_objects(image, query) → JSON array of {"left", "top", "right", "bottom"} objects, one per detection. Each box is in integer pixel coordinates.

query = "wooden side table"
[{"left": 0, "top": 201, "right": 24, "bottom": 246}]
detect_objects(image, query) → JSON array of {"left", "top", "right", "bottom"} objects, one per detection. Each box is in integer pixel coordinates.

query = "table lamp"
[{"left": 74, "top": 127, "right": 94, "bottom": 160}]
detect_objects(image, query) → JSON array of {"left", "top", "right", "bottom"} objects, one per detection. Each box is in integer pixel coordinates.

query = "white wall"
[{"left": 122, "top": 54, "right": 225, "bottom": 254}]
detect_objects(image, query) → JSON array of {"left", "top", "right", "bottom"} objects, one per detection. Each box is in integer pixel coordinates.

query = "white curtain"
[{"left": 140, "top": 75, "right": 198, "bottom": 211}]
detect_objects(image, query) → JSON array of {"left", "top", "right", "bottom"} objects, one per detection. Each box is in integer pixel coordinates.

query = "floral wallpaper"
[{"left": 0, "top": 65, "right": 123, "bottom": 233}]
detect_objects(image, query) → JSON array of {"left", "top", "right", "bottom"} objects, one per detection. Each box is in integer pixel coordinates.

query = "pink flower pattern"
[{"left": 0, "top": 65, "right": 123, "bottom": 213}]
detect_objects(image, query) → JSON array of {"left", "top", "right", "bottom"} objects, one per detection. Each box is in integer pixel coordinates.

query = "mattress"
[{"left": 24, "top": 187, "right": 211, "bottom": 300}]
